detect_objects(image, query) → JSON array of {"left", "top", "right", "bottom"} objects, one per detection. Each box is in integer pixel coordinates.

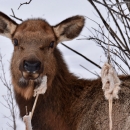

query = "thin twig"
[
  {"left": 61, "top": 43, "right": 101, "bottom": 69},
  {"left": 91, "top": 0, "right": 130, "bottom": 21},
  {"left": 0, "top": 52, "right": 17, "bottom": 130},
  {"left": 18, "top": 0, "right": 32, "bottom": 10},
  {"left": 80, "top": 64, "right": 100, "bottom": 77}
]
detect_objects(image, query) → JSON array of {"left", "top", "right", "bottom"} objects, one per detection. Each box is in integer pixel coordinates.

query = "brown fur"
[{"left": 0, "top": 12, "right": 130, "bottom": 130}]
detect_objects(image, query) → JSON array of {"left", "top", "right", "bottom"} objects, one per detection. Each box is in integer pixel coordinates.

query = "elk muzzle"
[
  {"left": 19, "top": 59, "right": 43, "bottom": 80},
  {"left": 24, "top": 60, "right": 41, "bottom": 73}
]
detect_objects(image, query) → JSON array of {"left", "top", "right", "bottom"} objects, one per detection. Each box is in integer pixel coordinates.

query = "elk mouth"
[
  {"left": 19, "top": 60, "right": 43, "bottom": 80},
  {"left": 18, "top": 72, "right": 43, "bottom": 88},
  {"left": 22, "top": 71, "right": 40, "bottom": 80},
  {"left": 19, "top": 69, "right": 43, "bottom": 88}
]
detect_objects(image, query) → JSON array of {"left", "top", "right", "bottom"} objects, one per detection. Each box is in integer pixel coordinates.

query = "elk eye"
[
  {"left": 49, "top": 41, "right": 54, "bottom": 48},
  {"left": 13, "top": 39, "right": 18, "bottom": 46}
]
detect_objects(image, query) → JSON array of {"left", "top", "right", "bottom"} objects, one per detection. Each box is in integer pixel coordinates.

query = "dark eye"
[
  {"left": 13, "top": 39, "right": 18, "bottom": 46},
  {"left": 49, "top": 41, "right": 54, "bottom": 48}
]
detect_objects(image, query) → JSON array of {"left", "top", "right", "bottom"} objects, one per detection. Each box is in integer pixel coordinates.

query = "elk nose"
[{"left": 24, "top": 60, "right": 41, "bottom": 73}]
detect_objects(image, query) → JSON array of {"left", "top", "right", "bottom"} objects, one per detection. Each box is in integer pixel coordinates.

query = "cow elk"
[{"left": 0, "top": 12, "right": 130, "bottom": 130}]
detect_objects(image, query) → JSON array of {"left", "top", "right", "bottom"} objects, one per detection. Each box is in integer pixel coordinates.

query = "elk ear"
[
  {"left": 0, "top": 12, "right": 18, "bottom": 39},
  {"left": 53, "top": 15, "right": 85, "bottom": 43}
]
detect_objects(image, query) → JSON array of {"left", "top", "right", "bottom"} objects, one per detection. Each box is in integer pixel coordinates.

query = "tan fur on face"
[
  {"left": 23, "top": 71, "right": 40, "bottom": 80},
  {"left": 10, "top": 19, "right": 56, "bottom": 99},
  {"left": 12, "top": 79, "right": 34, "bottom": 100},
  {"left": 10, "top": 16, "right": 84, "bottom": 100}
]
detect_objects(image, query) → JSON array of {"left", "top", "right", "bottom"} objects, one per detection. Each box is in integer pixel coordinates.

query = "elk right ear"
[
  {"left": 0, "top": 12, "right": 18, "bottom": 39},
  {"left": 53, "top": 15, "right": 85, "bottom": 43}
]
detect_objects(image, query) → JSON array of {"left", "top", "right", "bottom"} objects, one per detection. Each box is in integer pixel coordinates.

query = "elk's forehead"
[{"left": 14, "top": 19, "right": 55, "bottom": 38}]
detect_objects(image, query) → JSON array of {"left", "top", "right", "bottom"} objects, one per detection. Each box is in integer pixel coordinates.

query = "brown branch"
[
  {"left": 82, "top": 17, "right": 121, "bottom": 48},
  {"left": 61, "top": 43, "right": 101, "bottom": 69},
  {"left": 83, "top": 14, "right": 130, "bottom": 73},
  {"left": 18, "top": 0, "right": 32, "bottom": 10},
  {"left": 111, "top": 58, "right": 128, "bottom": 75},
  {"left": 10, "top": 8, "right": 23, "bottom": 22},
  {"left": 92, "top": 0, "right": 130, "bottom": 21},
  {"left": 103, "top": 0, "right": 129, "bottom": 51},
  {"left": 88, "top": 0, "right": 130, "bottom": 52},
  {"left": 123, "top": 0, "right": 130, "bottom": 12},
  {"left": 80, "top": 64, "right": 100, "bottom": 77},
  {"left": 116, "top": 0, "right": 130, "bottom": 43}
]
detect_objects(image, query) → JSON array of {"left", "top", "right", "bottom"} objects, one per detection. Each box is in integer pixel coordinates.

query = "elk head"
[{"left": 0, "top": 12, "right": 85, "bottom": 99}]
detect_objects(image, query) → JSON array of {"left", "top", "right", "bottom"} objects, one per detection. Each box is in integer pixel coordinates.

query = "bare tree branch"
[
  {"left": 123, "top": 0, "right": 130, "bottom": 12},
  {"left": 61, "top": 43, "right": 101, "bottom": 69},
  {"left": 80, "top": 64, "right": 100, "bottom": 77},
  {"left": 18, "top": 0, "right": 32, "bottom": 10},
  {"left": 10, "top": 8, "right": 23, "bottom": 21},
  {"left": 86, "top": 0, "right": 130, "bottom": 74},
  {"left": 0, "top": 52, "right": 17, "bottom": 130},
  {"left": 89, "top": 0, "right": 130, "bottom": 21}
]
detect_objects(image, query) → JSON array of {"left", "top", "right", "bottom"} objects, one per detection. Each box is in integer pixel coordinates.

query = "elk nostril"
[
  {"left": 24, "top": 61, "right": 29, "bottom": 69},
  {"left": 24, "top": 60, "right": 41, "bottom": 73}
]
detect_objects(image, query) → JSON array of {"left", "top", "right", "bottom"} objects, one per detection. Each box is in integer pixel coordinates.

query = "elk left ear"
[{"left": 53, "top": 15, "right": 85, "bottom": 43}]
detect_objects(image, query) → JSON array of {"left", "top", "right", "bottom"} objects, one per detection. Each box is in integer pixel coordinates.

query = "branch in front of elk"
[
  {"left": 61, "top": 43, "right": 101, "bottom": 69},
  {"left": 85, "top": 0, "right": 130, "bottom": 74},
  {"left": 85, "top": 33, "right": 130, "bottom": 74},
  {"left": 80, "top": 64, "right": 100, "bottom": 78}
]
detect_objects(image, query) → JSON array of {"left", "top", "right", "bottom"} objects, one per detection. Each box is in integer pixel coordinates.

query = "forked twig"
[{"left": 10, "top": 9, "right": 23, "bottom": 21}]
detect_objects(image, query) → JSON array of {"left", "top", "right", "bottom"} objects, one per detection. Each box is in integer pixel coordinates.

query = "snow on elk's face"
[{"left": 11, "top": 19, "right": 57, "bottom": 87}]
